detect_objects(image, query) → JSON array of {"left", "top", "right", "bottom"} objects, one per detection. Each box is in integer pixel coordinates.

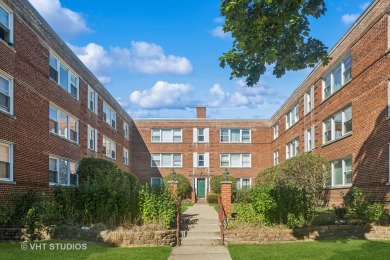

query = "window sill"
[
  {"left": 219, "top": 142, "right": 252, "bottom": 144},
  {"left": 325, "top": 185, "right": 352, "bottom": 190},
  {"left": 49, "top": 78, "right": 80, "bottom": 102},
  {"left": 285, "top": 121, "right": 299, "bottom": 132},
  {"left": 0, "top": 38, "right": 16, "bottom": 52},
  {"left": 385, "top": 182, "right": 390, "bottom": 186},
  {"left": 321, "top": 80, "right": 352, "bottom": 104},
  {"left": 0, "top": 109, "right": 15, "bottom": 119},
  {"left": 0, "top": 180, "right": 15, "bottom": 184},
  {"left": 49, "top": 132, "right": 80, "bottom": 146},
  {"left": 151, "top": 166, "right": 182, "bottom": 168},
  {"left": 321, "top": 132, "right": 352, "bottom": 148},
  {"left": 220, "top": 167, "right": 252, "bottom": 169},
  {"left": 386, "top": 48, "right": 390, "bottom": 55},
  {"left": 103, "top": 155, "right": 116, "bottom": 161},
  {"left": 49, "top": 183, "right": 72, "bottom": 187}
]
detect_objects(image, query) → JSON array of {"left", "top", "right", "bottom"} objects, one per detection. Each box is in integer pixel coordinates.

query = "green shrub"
[
  {"left": 255, "top": 165, "right": 281, "bottom": 187},
  {"left": 309, "top": 208, "right": 337, "bottom": 226},
  {"left": 233, "top": 203, "right": 265, "bottom": 225},
  {"left": 78, "top": 157, "right": 121, "bottom": 183},
  {"left": 206, "top": 193, "right": 219, "bottom": 203},
  {"left": 162, "top": 174, "right": 191, "bottom": 199},
  {"left": 210, "top": 175, "right": 237, "bottom": 194},
  {"left": 234, "top": 188, "right": 252, "bottom": 203}
]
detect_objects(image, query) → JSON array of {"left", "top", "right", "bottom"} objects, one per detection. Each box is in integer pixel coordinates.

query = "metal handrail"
[
  {"left": 217, "top": 196, "right": 228, "bottom": 244},
  {"left": 176, "top": 211, "right": 180, "bottom": 246}
]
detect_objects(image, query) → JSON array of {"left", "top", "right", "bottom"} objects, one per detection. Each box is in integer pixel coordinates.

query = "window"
[
  {"left": 151, "top": 129, "right": 182, "bottom": 143},
  {"left": 103, "top": 102, "right": 116, "bottom": 129},
  {"left": 49, "top": 53, "right": 79, "bottom": 99},
  {"left": 49, "top": 106, "right": 79, "bottom": 143},
  {"left": 103, "top": 136, "right": 116, "bottom": 159},
  {"left": 273, "top": 124, "right": 279, "bottom": 139},
  {"left": 304, "top": 86, "right": 314, "bottom": 114},
  {"left": 88, "top": 86, "right": 98, "bottom": 114},
  {"left": 151, "top": 154, "right": 182, "bottom": 168},
  {"left": 123, "top": 123, "right": 129, "bottom": 139},
  {"left": 0, "top": 3, "right": 13, "bottom": 44},
  {"left": 220, "top": 129, "right": 251, "bottom": 143},
  {"left": 0, "top": 74, "right": 13, "bottom": 115},
  {"left": 0, "top": 141, "right": 12, "bottom": 181},
  {"left": 323, "top": 106, "right": 352, "bottom": 144},
  {"left": 198, "top": 128, "right": 204, "bottom": 142},
  {"left": 49, "top": 156, "right": 78, "bottom": 186},
  {"left": 87, "top": 125, "right": 98, "bottom": 151},
  {"left": 220, "top": 154, "right": 251, "bottom": 168},
  {"left": 193, "top": 152, "right": 209, "bottom": 167},
  {"left": 304, "top": 126, "right": 315, "bottom": 152},
  {"left": 193, "top": 128, "right": 209, "bottom": 143},
  {"left": 123, "top": 148, "right": 129, "bottom": 165},
  {"left": 151, "top": 177, "right": 163, "bottom": 187},
  {"left": 323, "top": 55, "right": 351, "bottom": 100},
  {"left": 330, "top": 157, "right": 352, "bottom": 187},
  {"left": 273, "top": 150, "right": 279, "bottom": 166},
  {"left": 286, "top": 104, "right": 299, "bottom": 129},
  {"left": 236, "top": 178, "right": 251, "bottom": 189},
  {"left": 286, "top": 138, "right": 299, "bottom": 159}
]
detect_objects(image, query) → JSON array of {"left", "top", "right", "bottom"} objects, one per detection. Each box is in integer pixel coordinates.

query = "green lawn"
[
  {"left": 181, "top": 202, "right": 193, "bottom": 213},
  {"left": 229, "top": 239, "right": 390, "bottom": 260},
  {"left": 209, "top": 203, "right": 219, "bottom": 213},
  {"left": 0, "top": 240, "right": 172, "bottom": 260}
]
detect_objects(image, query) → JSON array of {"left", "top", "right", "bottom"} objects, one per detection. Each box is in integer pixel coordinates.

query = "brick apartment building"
[{"left": 0, "top": 0, "right": 390, "bottom": 205}]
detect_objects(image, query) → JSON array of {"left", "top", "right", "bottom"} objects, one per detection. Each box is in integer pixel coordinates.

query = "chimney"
[{"left": 196, "top": 106, "right": 206, "bottom": 119}]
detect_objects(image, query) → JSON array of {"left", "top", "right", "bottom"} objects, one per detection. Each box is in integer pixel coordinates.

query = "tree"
[
  {"left": 220, "top": 0, "right": 330, "bottom": 87},
  {"left": 163, "top": 174, "right": 191, "bottom": 199}
]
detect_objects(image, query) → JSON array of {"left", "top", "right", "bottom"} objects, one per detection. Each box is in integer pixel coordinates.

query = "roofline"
[{"left": 133, "top": 118, "right": 270, "bottom": 122}]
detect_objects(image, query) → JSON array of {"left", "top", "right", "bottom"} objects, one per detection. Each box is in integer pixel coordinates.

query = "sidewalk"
[{"left": 168, "top": 203, "right": 232, "bottom": 260}]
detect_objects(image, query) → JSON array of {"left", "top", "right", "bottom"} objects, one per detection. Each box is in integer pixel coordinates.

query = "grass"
[
  {"left": 0, "top": 240, "right": 172, "bottom": 260},
  {"left": 181, "top": 202, "right": 193, "bottom": 213},
  {"left": 228, "top": 239, "right": 390, "bottom": 260},
  {"left": 209, "top": 203, "right": 219, "bottom": 213}
]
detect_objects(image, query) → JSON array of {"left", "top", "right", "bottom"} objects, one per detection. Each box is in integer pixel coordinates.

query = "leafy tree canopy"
[{"left": 220, "top": 0, "right": 330, "bottom": 87}]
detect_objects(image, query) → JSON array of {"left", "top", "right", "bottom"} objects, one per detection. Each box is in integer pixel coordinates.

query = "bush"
[
  {"left": 255, "top": 165, "right": 281, "bottom": 187},
  {"left": 78, "top": 157, "right": 121, "bottom": 183},
  {"left": 310, "top": 208, "right": 337, "bottom": 226},
  {"left": 207, "top": 193, "right": 219, "bottom": 203},
  {"left": 234, "top": 188, "right": 252, "bottom": 203},
  {"left": 233, "top": 203, "right": 265, "bottom": 225},
  {"left": 163, "top": 174, "right": 191, "bottom": 199},
  {"left": 210, "top": 175, "right": 237, "bottom": 194}
]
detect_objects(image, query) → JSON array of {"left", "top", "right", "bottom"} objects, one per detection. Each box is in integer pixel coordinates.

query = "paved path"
[{"left": 168, "top": 202, "right": 232, "bottom": 260}]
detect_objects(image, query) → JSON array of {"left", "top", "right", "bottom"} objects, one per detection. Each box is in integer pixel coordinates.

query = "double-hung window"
[
  {"left": 49, "top": 156, "right": 78, "bottom": 186},
  {"left": 220, "top": 154, "right": 251, "bottom": 168},
  {"left": 236, "top": 178, "right": 251, "bottom": 189},
  {"left": 103, "top": 136, "right": 116, "bottom": 159},
  {"left": 49, "top": 106, "right": 79, "bottom": 143},
  {"left": 273, "top": 124, "right": 279, "bottom": 139},
  {"left": 220, "top": 129, "right": 251, "bottom": 143},
  {"left": 323, "top": 55, "right": 351, "bottom": 100},
  {"left": 0, "top": 74, "right": 13, "bottom": 115},
  {"left": 152, "top": 129, "right": 182, "bottom": 143},
  {"left": 151, "top": 177, "right": 163, "bottom": 187},
  {"left": 286, "top": 138, "right": 299, "bottom": 159},
  {"left": 123, "top": 148, "right": 129, "bottom": 165},
  {"left": 49, "top": 53, "right": 79, "bottom": 100},
  {"left": 0, "top": 3, "right": 13, "bottom": 44},
  {"left": 286, "top": 104, "right": 299, "bottom": 129},
  {"left": 193, "top": 128, "right": 209, "bottom": 143},
  {"left": 87, "top": 125, "right": 98, "bottom": 151},
  {"left": 304, "top": 126, "right": 315, "bottom": 152},
  {"left": 103, "top": 102, "right": 116, "bottom": 129},
  {"left": 304, "top": 86, "right": 314, "bottom": 114},
  {"left": 193, "top": 152, "right": 209, "bottom": 167},
  {"left": 329, "top": 157, "right": 352, "bottom": 187},
  {"left": 151, "top": 154, "right": 182, "bottom": 168},
  {"left": 323, "top": 106, "right": 352, "bottom": 144},
  {"left": 273, "top": 150, "right": 279, "bottom": 166},
  {"left": 88, "top": 86, "right": 98, "bottom": 114},
  {"left": 0, "top": 141, "right": 12, "bottom": 181},
  {"left": 123, "top": 123, "right": 129, "bottom": 139}
]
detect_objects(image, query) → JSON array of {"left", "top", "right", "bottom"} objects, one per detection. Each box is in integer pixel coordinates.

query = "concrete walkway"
[{"left": 168, "top": 202, "right": 232, "bottom": 260}]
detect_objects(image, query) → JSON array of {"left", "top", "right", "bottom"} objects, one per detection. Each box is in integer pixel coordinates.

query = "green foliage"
[
  {"left": 255, "top": 165, "right": 281, "bottom": 187},
  {"left": 206, "top": 193, "right": 219, "bottom": 203},
  {"left": 78, "top": 157, "right": 122, "bottom": 183},
  {"left": 233, "top": 203, "right": 265, "bottom": 225},
  {"left": 210, "top": 175, "right": 237, "bottom": 194},
  {"left": 234, "top": 188, "right": 252, "bottom": 203},
  {"left": 162, "top": 174, "right": 191, "bottom": 199},
  {"left": 220, "top": 0, "right": 330, "bottom": 87},
  {"left": 309, "top": 208, "right": 337, "bottom": 226},
  {"left": 343, "top": 187, "right": 384, "bottom": 224}
]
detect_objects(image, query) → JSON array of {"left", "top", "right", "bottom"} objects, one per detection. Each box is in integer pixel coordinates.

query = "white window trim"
[
  {"left": 286, "top": 103, "right": 299, "bottom": 130},
  {"left": 151, "top": 129, "right": 183, "bottom": 143},
  {"left": 388, "top": 11, "right": 390, "bottom": 50},
  {"left": 103, "top": 102, "right": 117, "bottom": 129},
  {"left": 123, "top": 148, "right": 129, "bottom": 165},
  {"left": 220, "top": 153, "right": 251, "bottom": 168},
  {"left": 193, "top": 152, "right": 209, "bottom": 168},
  {"left": 0, "top": 2, "right": 14, "bottom": 44},
  {"left": 151, "top": 153, "right": 183, "bottom": 168},
  {"left": 123, "top": 122, "right": 129, "bottom": 139},
  {"left": 236, "top": 178, "right": 251, "bottom": 189},
  {"left": 273, "top": 150, "right": 279, "bottom": 166},
  {"left": 87, "top": 86, "right": 98, "bottom": 114},
  {"left": 0, "top": 72, "right": 13, "bottom": 115},
  {"left": 87, "top": 125, "right": 98, "bottom": 152},
  {"left": 388, "top": 80, "right": 390, "bottom": 118},
  {"left": 193, "top": 128, "right": 209, "bottom": 143},
  {"left": 286, "top": 138, "right": 299, "bottom": 159},
  {"left": 304, "top": 86, "right": 315, "bottom": 115},
  {"left": 220, "top": 129, "right": 251, "bottom": 143},
  {"left": 102, "top": 136, "right": 117, "bottom": 160},
  {"left": 0, "top": 140, "right": 13, "bottom": 182},
  {"left": 322, "top": 54, "right": 351, "bottom": 100},
  {"left": 151, "top": 177, "right": 163, "bottom": 187},
  {"left": 330, "top": 156, "right": 352, "bottom": 188},
  {"left": 322, "top": 105, "right": 352, "bottom": 144},
  {"left": 49, "top": 52, "right": 79, "bottom": 100},
  {"left": 48, "top": 155, "right": 78, "bottom": 186},
  {"left": 273, "top": 124, "right": 279, "bottom": 140},
  {"left": 49, "top": 104, "right": 79, "bottom": 144},
  {"left": 304, "top": 126, "right": 315, "bottom": 152}
]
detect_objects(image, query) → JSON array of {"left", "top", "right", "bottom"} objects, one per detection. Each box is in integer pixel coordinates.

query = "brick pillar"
[
  {"left": 220, "top": 181, "right": 232, "bottom": 217},
  {"left": 167, "top": 181, "right": 178, "bottom": 197},
  {"left": 191, "top": 191, "right": 197, "bottom": 204}
]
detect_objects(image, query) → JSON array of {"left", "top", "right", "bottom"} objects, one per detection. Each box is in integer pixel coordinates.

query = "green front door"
[{"left": 197, "top": 178, "right": 205, "bottom": 198}]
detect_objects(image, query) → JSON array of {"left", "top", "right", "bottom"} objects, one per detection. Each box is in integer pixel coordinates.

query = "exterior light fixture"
[
  {"left": 170, "top": 168, "right": 177, "bottom": 181},
  {"left": 223, "top": 168, "right": 230, "bottom": 181}
]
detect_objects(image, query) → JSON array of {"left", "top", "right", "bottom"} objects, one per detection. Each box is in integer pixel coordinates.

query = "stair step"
[
  {"left": 180, "top": 237, "right": 222, "bottom": 246},
  {"left": 186, "top": 232, "right": 221, "bottom": 238}
]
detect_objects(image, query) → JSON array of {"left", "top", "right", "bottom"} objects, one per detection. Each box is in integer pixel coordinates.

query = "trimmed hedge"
[
  {"left": 206, "top": 193, "right": 219, "bottom": 203},
  {"left": 162, "top": 174, "right": 191, "bottom": 199}
]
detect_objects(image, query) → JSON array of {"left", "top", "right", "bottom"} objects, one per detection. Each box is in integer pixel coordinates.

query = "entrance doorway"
[{"left": 197, "top": 178, "right": 206, "bottom": 198}]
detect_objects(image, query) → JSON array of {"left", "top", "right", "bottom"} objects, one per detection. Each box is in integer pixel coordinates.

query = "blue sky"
[{"left": 29, "top": 0, "right": 373, "bottom": 119}]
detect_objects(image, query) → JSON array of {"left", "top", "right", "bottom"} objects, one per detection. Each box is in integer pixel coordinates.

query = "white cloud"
[
  {"left": 29, "top": 0, "right": 92, "bottom": 38},
  {"left": 359, "top": 2, "right": 371, "bottom": 10},
  {"left": 111, "top": 41, "right": 193, "bottom": 74},
  {"left": 341, "top": 13, "right": 360, "bottom": 25},
  {"left": 68, "top": 43, "right": 113, "bottom": 84},
  {"left": 129, "top": 81, "right": 194, "bottom": 110},
  {"left": 211, "top": 26, "right": 231, "bottom": 39}
]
